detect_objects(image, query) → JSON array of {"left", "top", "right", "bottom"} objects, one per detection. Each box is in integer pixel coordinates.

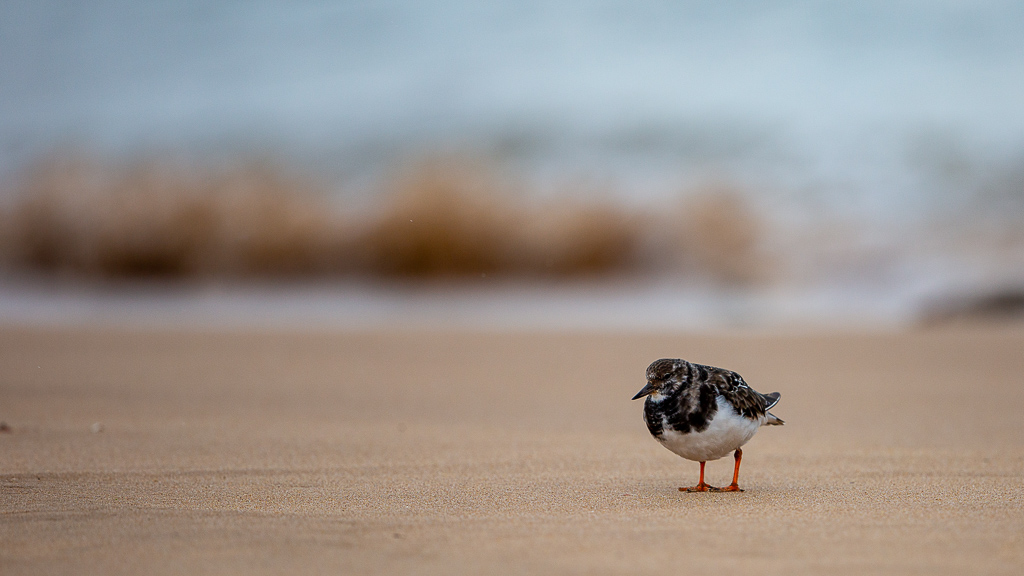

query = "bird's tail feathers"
[{"left": 763, "top": 412, "right": 784, "bottom": 426}]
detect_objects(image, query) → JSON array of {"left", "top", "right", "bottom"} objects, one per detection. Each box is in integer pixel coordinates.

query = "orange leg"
[
  {"left": 680, "top": 461, "right": 718, "bottom": 492},
  {"left": 711, "top": 449, "right": 744, "bottom": 492}
]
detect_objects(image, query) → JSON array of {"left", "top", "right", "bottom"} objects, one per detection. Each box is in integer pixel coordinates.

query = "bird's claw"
[
  {"left": 710, "top": 484, "right": 743, "bottom": 492},
  {"left": 680, "top": 482, "right": 718, "bottom": 492}
]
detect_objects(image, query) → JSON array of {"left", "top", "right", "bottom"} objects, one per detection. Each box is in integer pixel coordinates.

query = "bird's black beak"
[{"left": 631, "top": 382, "right": 656, "bottom": 400}]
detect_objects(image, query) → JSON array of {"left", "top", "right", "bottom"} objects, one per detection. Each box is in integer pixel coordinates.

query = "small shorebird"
[{"left": 632, "top": 358, "right": 783, "bottom": 492}]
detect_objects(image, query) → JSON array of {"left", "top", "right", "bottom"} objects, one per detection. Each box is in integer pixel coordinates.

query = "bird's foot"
[
  {"left": 680, "top": 482, "right": 718, "bottom": 492},
  {"left": 709, "top": 483, "right": 743, "bottom": 492}
]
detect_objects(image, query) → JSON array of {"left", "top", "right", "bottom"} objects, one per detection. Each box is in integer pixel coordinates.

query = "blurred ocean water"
[
  {"left": 1, "top": 1, "right": 1023, "bottom": 326},
  {"left": 4, "top": 1, "right": 1023, "bottom": 188}
]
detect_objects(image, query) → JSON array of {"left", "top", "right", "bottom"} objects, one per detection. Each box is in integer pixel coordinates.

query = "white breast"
[{"left": 657, "top": 395, "right": 762, "bottom": 462}]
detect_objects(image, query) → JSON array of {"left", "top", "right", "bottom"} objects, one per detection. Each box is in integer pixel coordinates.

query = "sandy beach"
[{"left": 2, "top": 325, "right": 1023, "bottom": 574}]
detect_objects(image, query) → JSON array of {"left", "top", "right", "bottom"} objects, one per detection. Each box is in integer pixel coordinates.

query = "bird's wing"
[{"left": 702, "top": 366, "right": 777, "bottom": 420}]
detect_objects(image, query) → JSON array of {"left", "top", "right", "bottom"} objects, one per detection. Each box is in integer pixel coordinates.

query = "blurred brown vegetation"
[
  {"left": 675, "top": 189, "right": 764, "bottom": 285},
  {"left": 0, "top": 155, "right": 766, "bottom": 284},
  {"left": 0, "top": 156, "right": 347, "bottom": 279},
  {"left": 360, "top": 162, "right": 518, "bottom": 277}
]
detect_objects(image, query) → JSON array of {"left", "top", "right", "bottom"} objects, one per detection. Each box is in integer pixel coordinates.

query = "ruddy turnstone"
[{"left": 632, "top": 358, "right": 783, "bottom": 492}]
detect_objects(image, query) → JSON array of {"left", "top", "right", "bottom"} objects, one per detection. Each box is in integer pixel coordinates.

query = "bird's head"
[{"left": 631, "top": 358, "right": 687, "bottom": 400}]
